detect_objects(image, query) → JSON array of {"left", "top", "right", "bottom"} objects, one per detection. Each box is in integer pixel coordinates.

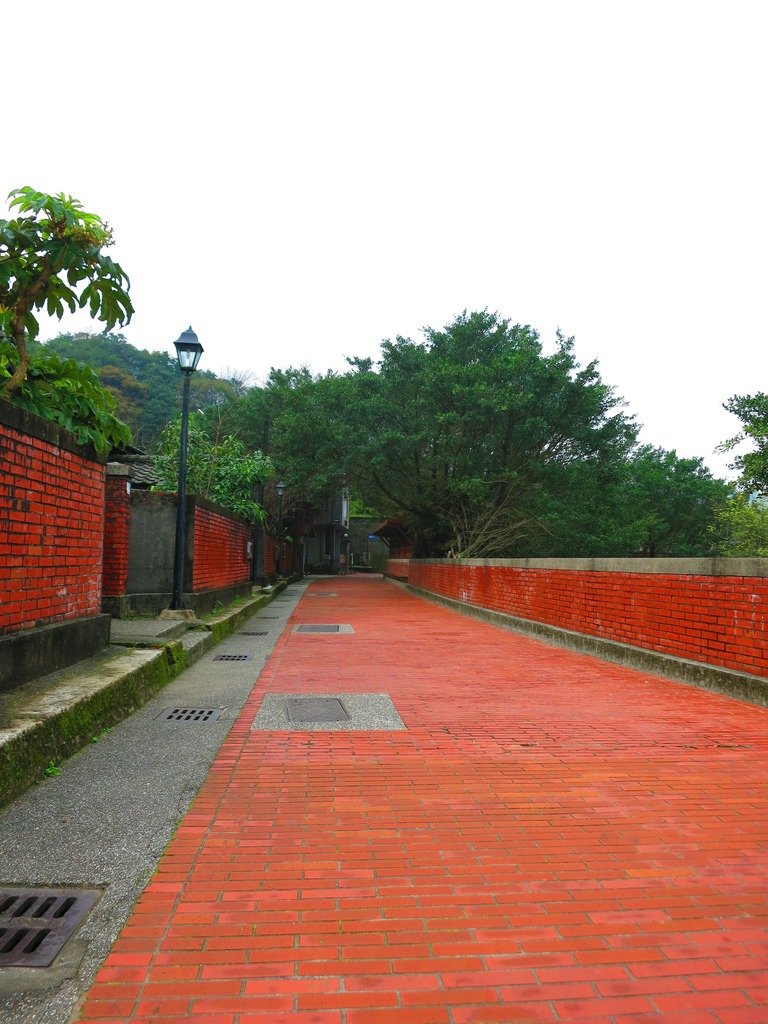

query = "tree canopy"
[
  {"left": 720, "top": 392, "right": 768, "bottom": 496},
  {"left": 222, "top": 310, "right": 729, "bottom": 557},
  {"left": 0, "top": 187, "right": 133, "bottom": 397},
  {"left": 152, "top": 415, "right": 272, "bottom": 523}
]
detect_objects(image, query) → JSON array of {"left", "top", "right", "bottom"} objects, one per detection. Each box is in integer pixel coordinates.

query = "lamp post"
[
  {"left": 170, "top": 327, "right": 204, "bottom": 610},
  {"left": 275, "top": 480, "right": 286, "bottom": 577}
]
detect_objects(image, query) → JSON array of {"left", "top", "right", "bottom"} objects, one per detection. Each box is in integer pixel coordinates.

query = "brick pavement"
[{"left": 75, "top": 576, "right": 768, "bottom": 1023}]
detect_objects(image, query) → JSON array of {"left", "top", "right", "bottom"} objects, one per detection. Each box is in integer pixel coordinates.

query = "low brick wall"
[
  {"left": 408, "top": 558, "right": 768, "bottom": 681},
  {"left": 103, "top": 488, "right": 255, "bottom": 615},
  {"left": 385, "top": 558, "right": 411, "bottom": 581},
  {"left": 192, "top": 502, "right": 251, "bottom": 591}
]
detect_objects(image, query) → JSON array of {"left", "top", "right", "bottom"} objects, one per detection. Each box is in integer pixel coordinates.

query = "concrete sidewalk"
[
  {"left": 0, "top": 581, "right": 310, "bottom": 1024},
  {"left": 16, "top": 575, "right": 768, "bottom": 1022}
]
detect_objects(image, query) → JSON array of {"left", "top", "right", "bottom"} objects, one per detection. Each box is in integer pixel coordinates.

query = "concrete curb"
[
  {"left": 0, "top": 580, "right": 296, "bottom": 810},
  {"left": 403, "top": 581, "right": 768, "bottom": 709}
]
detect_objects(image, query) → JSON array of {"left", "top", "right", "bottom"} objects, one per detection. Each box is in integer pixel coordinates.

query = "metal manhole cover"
[
  {"left": 239, "top": 631, "right": 268, "bottom": 636},
  {"left": 158, "top": 708, "right": 222, "bottom": 722},
  {"left": 296, "top": 624, "right": 340, "bottom": 633},
  {"left": 213, "top": 654, "right": 253, "bottom": 661},
  {"left": 0, "top": 888, "right": 100, "bottom": 967},
  {"left": 286, "top": 697, "right": 350, "bottom": 723}
]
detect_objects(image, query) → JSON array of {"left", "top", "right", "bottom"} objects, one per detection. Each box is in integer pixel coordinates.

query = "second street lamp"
[
  {"left": 275, "top": 480, "right": 286, "bottom": 577},
  {"left": 170, "top": 326, "right": 204, "bottom": 610}
]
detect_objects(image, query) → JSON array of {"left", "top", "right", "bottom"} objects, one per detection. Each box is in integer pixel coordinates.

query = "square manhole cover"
[
  {"left": 0, "top": 888, "right": 100, "bottom": 967},
  {"left": 286, "top": 697, "right": 350, "bottom": 723},
  {"left": 252, "top": 693, "right": 405, "bottom": 731},
  {"left": 293, "top": 624, "right": 355, "bottom": 634},
  {"left": 158, "top": 708, "right": 222, "bottom": 722}
]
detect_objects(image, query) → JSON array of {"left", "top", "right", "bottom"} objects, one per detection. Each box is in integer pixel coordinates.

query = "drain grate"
[
  {"left": 239, "top": 631, "right": 268, "bottom": 636},
  {"left": 286, "top": 697, "right": 350, "bottom": 723},
  {"left": 296, "top": 624, "right": 340, "bottom": 633},
  {"left": 213, "top": 654, "right": 253, "bottom": 661},
  {"left": 0, "top": 888, "right": 100, "bottom": 967},
  {"left": 158, "top": 707, "right": 222, "bottom": 722}
]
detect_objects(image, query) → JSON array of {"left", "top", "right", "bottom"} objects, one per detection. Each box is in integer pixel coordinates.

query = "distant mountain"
[{"left": 33, "top": 332, "right": 236, "bottom": 446}]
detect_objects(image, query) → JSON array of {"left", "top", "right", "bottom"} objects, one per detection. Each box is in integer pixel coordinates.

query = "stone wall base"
[
  {"left": 0, "top": 615, "right": 111, "bottom": 693},
  {"left": 104, "top": 582, "right": 253, "bottom": 619}
]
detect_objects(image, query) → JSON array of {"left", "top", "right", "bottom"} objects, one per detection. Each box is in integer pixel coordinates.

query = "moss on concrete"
[
  {"left": 0, "top": 579, "right": 300, "bottom": 811},
  {"left": 0, "top": 650, "right": 171, "bottom": 809}
]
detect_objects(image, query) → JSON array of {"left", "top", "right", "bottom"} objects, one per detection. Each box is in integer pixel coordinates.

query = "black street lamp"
[
  {"left": 170, "top": 326, "right": 204, "bottom": 610},
  {"left": 275, "top": 480, "right": 286, "bottom": 577}
]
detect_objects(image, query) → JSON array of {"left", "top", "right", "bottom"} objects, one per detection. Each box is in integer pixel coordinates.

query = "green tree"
[
  {"left": 0, "top": 338, "right": 131, "bottom": 451},
  {"left": 720, "top": 392, "right": 768, "bottom": 495},
  {"left": 230, "top": 311, "right": 638, "bottom": 555},
  {"left": 531, "top": 446, "right": 729, "bottom": 556},
  {"left": 152, "top": 415, "right": 273, "bottom": 522},
  {"left": 0, "top": 187, "right": 132, "bottom": 397},
  {"left": 711, "top": 493, "right": 768, "bottom": 556},
  {"left": 35, "top": 331, "right": 238, "bottom": 445}
]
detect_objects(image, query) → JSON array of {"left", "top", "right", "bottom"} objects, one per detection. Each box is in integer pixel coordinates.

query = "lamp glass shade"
[
  {"left": 173, "top": 327, "right": 204, "bottom": 374},
  {"left": 276, "top": 480, "right": 286, "bottom": 497}
]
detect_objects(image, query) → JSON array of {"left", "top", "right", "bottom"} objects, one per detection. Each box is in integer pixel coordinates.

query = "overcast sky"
[{"left": 4, "top": 1, "right": 766, "bottom": 477}]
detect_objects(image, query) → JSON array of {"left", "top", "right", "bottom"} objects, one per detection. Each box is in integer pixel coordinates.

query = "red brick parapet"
[{"left": 408, "top": 557, "right": 768, "bottom": 681}]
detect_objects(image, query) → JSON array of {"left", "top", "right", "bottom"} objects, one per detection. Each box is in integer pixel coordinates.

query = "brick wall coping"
[
  {"left": 0, "top": 396, "right": 106, "bottom": 464},
  {"left": 147, "top": 490, "right": 254, "bottom": 530},
  {"left": 414, "top": 556, "right": 768, "bottom": 578}
]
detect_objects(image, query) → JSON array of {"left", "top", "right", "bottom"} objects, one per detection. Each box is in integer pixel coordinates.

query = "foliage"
[
  {"left": 218, "top": 310, "right": 729, "bottom": 558},
  {"left": 529, "top": 446, "right": 730, "bottom": 557},
  {"left": 711, "top": 493, "right": 768, "bottom": 556},
  {"left": 0, "top": 338, "right": 131, "bottom": 451},
  {"left": 234, "top": 311, "right": 637, "bottom": 555},
  {"left": 152, "top": 415, "right": 272, "bottom": 522},
  {"left": 34, "top": 331, "right": 238, "bottom": 445},
  {"left": 719, "top": 392, "right": 768, "bottom": 495},
  {"left": 0, "top": 187, "right": 133, "bottom": 397}
]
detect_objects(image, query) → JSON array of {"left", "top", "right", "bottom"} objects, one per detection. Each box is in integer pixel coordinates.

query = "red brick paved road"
[{"left": 76, "top": 576, "right": 768, "bottom": 1023}]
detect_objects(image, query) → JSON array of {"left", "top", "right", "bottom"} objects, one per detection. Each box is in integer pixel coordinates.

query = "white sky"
[{"left": 3, "top": 1, "right": 766, "bottom": 477}]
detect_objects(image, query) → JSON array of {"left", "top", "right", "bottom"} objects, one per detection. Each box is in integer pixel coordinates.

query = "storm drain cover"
[
  {"left": 0, "top": 888, "right": 100, "bottom": 967},
  {"left": 286, "top": 697, "right": 350, "bottom": 723},
  {"left": 293, "top": 623, "right": 354, "bottom": 635},
  {"left": 213, "top": 654, "right": 253, "bottom": 661},
  {"left": 252, "top": 693, "right": 405, "bottom": 731},
  {"left": 308, "top": 593, "right": 337, "bottom": 598},
  {"left": 239, "top": 631, "right": 268, "bottom": 636},
  {"left": 158, "top": 707, "right": 221, "bottom": 722}
]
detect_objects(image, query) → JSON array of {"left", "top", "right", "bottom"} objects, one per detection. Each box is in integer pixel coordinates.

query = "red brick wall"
[
  {"left": 0, "top": 403, "right": 106, "bottom": 632},
  {"left": 385, "top": 558, "right": 411, "bottom": 580},
  {"left": 409, "top": 560, "right": 768, "bottom": 680},
  {"left": 192, "top": 503, "right": 252, "bottom": 591},
  {"left": 102, "top": 470, "right": 131, "bottom": 597}
]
